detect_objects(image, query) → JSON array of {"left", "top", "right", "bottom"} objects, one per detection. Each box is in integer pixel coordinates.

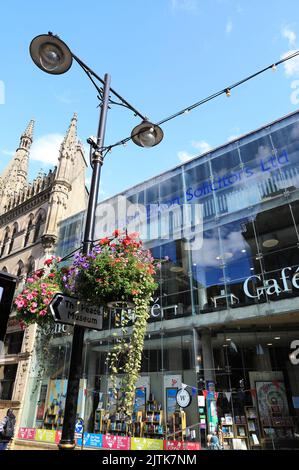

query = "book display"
[
  {"left": 167, "top": 411, "right": 186, "bottom": 441},
  {"left": 220, "top": 414, "right": 234, "bottom": 449},
  {"left": 108, "top": 413, "right": 130, "bottom": 436},
  {"left": 233, "top": 415, "right": 249, "bottom": 449},
  {"left": 244, "top": 406, "right": 261, "bottom": 449},
  {"left": 132, "top": 411, "right": 143, "bottom": 437},
  {"left": 91, "top": 393, "right": 190, "bottom": 442},
  {"left": 94, "top": 410, "right": 110, "bottom": 434},
  {"left": 260, "top": 413, "right": 294, "bottom": 440},
  {"left": 43, "top": 404, "right": 63, "bottom": 430},
  {"left": 142, "top": 394, "right": 164, "bottom": 439}
]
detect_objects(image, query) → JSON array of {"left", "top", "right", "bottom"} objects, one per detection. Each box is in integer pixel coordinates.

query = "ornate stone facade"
[{"left": 0, "top": 114, "right": 87, "bottom": 435}]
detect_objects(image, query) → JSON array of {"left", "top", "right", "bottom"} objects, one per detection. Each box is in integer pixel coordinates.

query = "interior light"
[{"left": 262, "top": 233, "right": 279, "bottom": 248}]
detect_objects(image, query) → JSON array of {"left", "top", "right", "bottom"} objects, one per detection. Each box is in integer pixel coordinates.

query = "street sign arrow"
[{"left": 49, "top": 293, "right": 103, "bottom": 331}]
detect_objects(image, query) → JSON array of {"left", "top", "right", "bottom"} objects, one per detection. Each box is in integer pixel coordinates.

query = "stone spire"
[
  {"left": 56, "top": 113, "right": 78, "bottom": 181},
  {"left": 0, "top": 119, "right": 34, "bottom": 213},
  {"left": 18, "top": 119, "right": 35, "bottom": 151},
  {"left": 60, "top": 112, "right": 77, "bottom": 152}
]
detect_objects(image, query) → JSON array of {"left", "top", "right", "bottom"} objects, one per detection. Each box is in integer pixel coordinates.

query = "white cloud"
[
  {"left": 30, "top": 133, "right": 64, "bottom": 166},
  {"left": 225, "top": 20, "right": 233, "bottom": 35},
  {"left": 1, "top": 149, "right": 14, "bottom": 156},
  {"left": 178, "top": 140, "right": 212, "bottom": 162},
  {"left": 281, "top": 49, "right": 299, "bottom": 77},
  {"left": 178, "top": 150, "right": 195, "bottom": 162},
  {"left": 171, "top": 0, "right": 199, "bottom": 12},
  {"left": 191, "top": 140, "right": 212, "bottom": 153},
  {"left": 282, "top": 26, "right": 296, "bottom": 47},
  {"left": 54, "top": 90, "right": 78, "bottom": 105}
]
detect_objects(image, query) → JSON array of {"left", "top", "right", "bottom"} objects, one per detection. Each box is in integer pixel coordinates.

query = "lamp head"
[
  {"left": 131, "top": 120, "right": 164, "bottom": 148},
  {"left": 29, "top": 33, "right": 73, "bottom": 75}
]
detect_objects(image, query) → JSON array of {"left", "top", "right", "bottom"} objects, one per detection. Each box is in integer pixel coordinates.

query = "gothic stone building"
[{"left": 0, "top": 114, "right": 87, "bottom": 427}]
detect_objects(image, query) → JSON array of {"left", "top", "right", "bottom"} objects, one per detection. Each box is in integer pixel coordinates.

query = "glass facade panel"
[{"left": 22, "top": 111, "right": 299, "bottom": 449}]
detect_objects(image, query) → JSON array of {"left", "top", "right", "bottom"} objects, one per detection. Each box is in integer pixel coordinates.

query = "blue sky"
[{"left": 1, "top": 0, "right": 299, "bottom": 201}]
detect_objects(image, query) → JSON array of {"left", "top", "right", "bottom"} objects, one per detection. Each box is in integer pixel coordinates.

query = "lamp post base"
[{"left": 58, "top": 440, "right": 76, "bottom": 450}]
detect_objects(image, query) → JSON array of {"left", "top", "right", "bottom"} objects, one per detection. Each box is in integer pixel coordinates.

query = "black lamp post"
[{"left": 29, "top": 32, "right": 164, "bottom": 450}]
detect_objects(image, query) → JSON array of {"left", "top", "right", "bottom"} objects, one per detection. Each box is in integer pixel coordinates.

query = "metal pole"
[{"left": 58, "top": 73, "right": 111, "bottom": 450}]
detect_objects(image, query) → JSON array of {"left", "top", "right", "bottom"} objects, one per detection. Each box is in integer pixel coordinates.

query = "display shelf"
[
  {"left": 220, "top": 415, "right": 234, "bottom": 448},
  {"left": 233, "top": 415, "right": 249, "bottom": 448},
  {"left": 259, "top": 407, "right": 294, "bottom": 441},
  {"left": 167, "top": 410, "right": 186, "bottom": 441}
]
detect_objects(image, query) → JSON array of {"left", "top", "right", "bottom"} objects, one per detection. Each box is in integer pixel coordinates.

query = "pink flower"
[
  {"left": 15, "top": 299, "right": 26, "bottom": 309},
  {"left": 41, "top": 283, "right": 48, "bottom": 289},
  {"left": 43, "top": 298, "right": 50, "bottom": 305},
  {"left": 30, "top": 306, "right": 37, "bottom": 313},
  {"left": 39, "top": 309, "right": 47, "bottom": 316},
  {"left": 129, "top": 232, "right": 139, "bottom": 239},
  {"left": 27, "top": 278, "right": 35, "bottom": 284},
  {"left": 31, "top": 302, "right": 38, "bottom": 309},
  {"left": 27, "top": 293, "right": 34, "bottom": 301}
]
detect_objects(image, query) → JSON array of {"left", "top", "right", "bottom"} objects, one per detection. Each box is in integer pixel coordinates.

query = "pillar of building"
[{"left": 201, "top": 329, "right": 215, "bottom": 383}]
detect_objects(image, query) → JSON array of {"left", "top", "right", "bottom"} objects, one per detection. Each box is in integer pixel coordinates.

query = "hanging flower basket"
[
  {"left": 59, "top": 230, "right": 160, "bottom": 415},
  {"left": 15, "top": 230, "right": 162, "bottom": 415},
  {"left": 14, "top": 258, "right": 61, "bottom": 328},
  {"left": 60, "top": 230, "right": 158, "bottom": 309}
]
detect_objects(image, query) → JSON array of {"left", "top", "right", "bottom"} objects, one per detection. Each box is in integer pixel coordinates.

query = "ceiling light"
[
  {"left": 262, "top": 233, "right": 279, "bottom": 248},
  {"left": 274, "top": 337, "right": 280, "bottom": 340},
  {"left": 267, "top": 343, "right": 272, "bottom": 346},
  {"left": 170, "top": 265, "right": 184, "bottom": 273},
  {"left": 241, "top": 249, "right": 246, "bottom": 253},
  {"left": 226, "top": 338, "right": 232, "bottom": 341}
]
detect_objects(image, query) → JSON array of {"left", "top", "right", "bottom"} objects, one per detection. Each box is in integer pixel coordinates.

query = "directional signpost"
[
  {"left": 74, "top": 418, "right": 84, "bottom": 450},
  {"left": 49, "top": 293, "right": 103, "bottom": 331}
]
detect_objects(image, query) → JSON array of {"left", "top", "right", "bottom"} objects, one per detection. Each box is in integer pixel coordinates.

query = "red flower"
[
  {"left": 99, "top": 237, "right": 110, "bottom": 245},
  {"left": 113, "top": 229, "right": 121, "bottom": 237},
  {"left": 44, "top": 258, "right": 53, "bottom": 267},
  {"left": 122, "top": 238, "right": 131, "bottom": 247},
  {"left": 35, "top": 269, "right": 45, "bottom": 278},
  {"left": 48, "top": 273, "right": 55, "bottom": 279}
]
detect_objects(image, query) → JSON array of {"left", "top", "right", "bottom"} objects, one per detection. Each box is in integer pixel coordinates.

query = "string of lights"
[{"left": 102, "top": 49, "right": 299, "bottom": 154}]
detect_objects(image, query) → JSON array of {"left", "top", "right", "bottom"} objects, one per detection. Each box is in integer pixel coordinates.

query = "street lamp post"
[{"left": 29, "top": 32, "right": 164, "bottom": 450}]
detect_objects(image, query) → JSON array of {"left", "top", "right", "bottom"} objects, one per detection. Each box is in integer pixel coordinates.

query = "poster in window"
[
  {"left": 166, "top": 388, "right": 178, "bottom": 417},
  {"left": 134, "top": 387, "right": 146, "bottom": 412},
  {"left": 255, "top": 381, "right": 289, "bottom": 419}
]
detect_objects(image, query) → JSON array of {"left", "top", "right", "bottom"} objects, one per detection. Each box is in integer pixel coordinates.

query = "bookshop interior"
[{"left": 19, "top": 318, "right": 299, "bottom": 450}]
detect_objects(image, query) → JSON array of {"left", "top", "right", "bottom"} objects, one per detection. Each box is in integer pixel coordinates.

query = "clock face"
[{"left": 176, "top": 388, "right": 191, "bottom": 408}]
